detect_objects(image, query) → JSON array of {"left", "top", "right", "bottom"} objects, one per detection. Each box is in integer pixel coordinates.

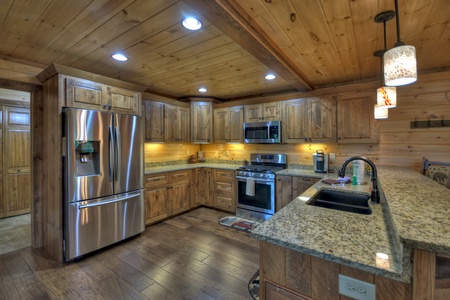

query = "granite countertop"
[
  {"left": 251, "top": 166, "right": 450, "bottom": 283},
  {"left": 145, "top": 162, "right": 240, "bottom": 175}
]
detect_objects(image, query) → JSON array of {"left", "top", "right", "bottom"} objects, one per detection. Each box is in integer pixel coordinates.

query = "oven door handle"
[{"left": 236, "top": 176, "right": 274, "bottom": 183}]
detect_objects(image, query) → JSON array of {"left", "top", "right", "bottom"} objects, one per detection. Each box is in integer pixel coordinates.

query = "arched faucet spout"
[{"left": 338, "top": 156, "right": 380, "bottom": 203}]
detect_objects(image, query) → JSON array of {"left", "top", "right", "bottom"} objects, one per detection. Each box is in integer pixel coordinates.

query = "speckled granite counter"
[
  {"left": 145, "top": 163, "right": 240, "bottom": 175},
  {"left": 251, "top": 166, "right": 450, "bottom": 283}
]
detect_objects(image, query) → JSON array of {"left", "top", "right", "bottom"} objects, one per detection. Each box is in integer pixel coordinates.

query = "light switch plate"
[
  {"left": 338, "top": 274, "right": 375, "bottom": 300},
  {"left": 330, "top": 153, "right": 336, "bottom": 161}
]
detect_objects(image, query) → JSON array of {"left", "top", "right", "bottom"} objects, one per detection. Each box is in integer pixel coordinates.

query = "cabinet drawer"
[
  {"left": 170, "top": 171, "right": 190, "bottom": 182},
  {"left": 215, "top": 181, "right": 233, "bottom": 193},
  {"left": 215, "top": 170, "right": 235, "bottom": 181},
  {"left": 214, "top": 194, "right": 233, "bottom": 210},
  {"left": 145, "top": 174, "right": 168, "bottom": 187}
]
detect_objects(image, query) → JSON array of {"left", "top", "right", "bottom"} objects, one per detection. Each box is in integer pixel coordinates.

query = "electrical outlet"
[
  {"left": 338, "top": 274, "right": 375, "bottom": 300},
  {"left": 330, "top": 153, "right": 336, "bottom": 161}
]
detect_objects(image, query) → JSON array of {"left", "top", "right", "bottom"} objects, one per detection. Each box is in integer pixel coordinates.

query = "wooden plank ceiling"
[{"left": 0, "top": 0, "right": 448, "bottom": 101}]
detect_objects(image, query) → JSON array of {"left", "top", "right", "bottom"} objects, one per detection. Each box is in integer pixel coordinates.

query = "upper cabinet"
[
  {"left": 65, "top": 76, "right": 141, "bottom": 115},
  {"left": 165, "top": 105, "right": 190, "bottom": 143},
  {"left": 213, "top": 106, "right": 244, "bottom": 143},
  {"left": 244, "top": 102, "right": 281, "bottom": 122},
  {"left": 283, "top": 97, "right": 336, "bottom": 143},
  {"left": 191, "top": 102, "right": 213, "bottom": 144},
  {"left": 337, "top": 93, "right": 379, "bottom": 143},
  {"left": 144, "top": 101, "right": 165, "bottom": 143}
]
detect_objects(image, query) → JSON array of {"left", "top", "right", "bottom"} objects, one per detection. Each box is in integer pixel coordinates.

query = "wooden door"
[
  {"left": 191, "top": 102, "right": 212, "bottom": 143},
  {"left": 309, "top": 97, "right": 336, "bottom": 143},
  {"left": 202, "top": 168, "right": 213, "bottom": 206},
  {"left": 65, "top": 77, "right": 106, "bottom": 110},
  {"left": 176, "top": 107, "right": 190, "bottom": 143},
  {"left": 228, "top": 106, "right": 244, "bottom": 142},
  {"left": 108, "top": 86, "right": 141, "bottom": 115},
  {"left": 283, "top": 99, "right": 310, "bottom": 143},
  {"left": 292, "top": 177, "right": 319, "bottom": 199},
  {"left": 262, "top": 102, "right": 281, "bottom": 121},
  {"left": 244, "top": 104, "right": 263, "bottom": 122},
  {"left": 337, "top": 93, "right": 379, "bottom": 143},
  {"left": 4, "top": 106, "right": 31, "bottom": 217},
  {"left": 144, "top": 173, "right": 169, "bottom": 225},
  {"left": 213, "top": 107, "right": 228, "bottom": 143},
  {"left": 170, "top": 180, "right": 190, "bottom": 215},
  {"left": 144, "top": 101, "right": 165, "bottom": 142},
  {"left": 276, "top": 175, "right": 292, "bottom": 211},
  {"left": 191, "top": 169, "right": 203, "bottom": 208}
]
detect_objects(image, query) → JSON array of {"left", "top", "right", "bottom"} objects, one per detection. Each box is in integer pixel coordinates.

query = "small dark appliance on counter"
[{"left": 313, "top": 149, "right": 329, "bottom": 173}]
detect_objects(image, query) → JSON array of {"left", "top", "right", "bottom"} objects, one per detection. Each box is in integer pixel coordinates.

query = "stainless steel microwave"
[{"left": 243, "top": 121, "right": 281, "bottom": 144}]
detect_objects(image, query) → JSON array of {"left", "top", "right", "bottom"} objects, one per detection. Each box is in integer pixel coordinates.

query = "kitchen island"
[{"left": 251, "top": 166, "right": 450, "bottom": 299}]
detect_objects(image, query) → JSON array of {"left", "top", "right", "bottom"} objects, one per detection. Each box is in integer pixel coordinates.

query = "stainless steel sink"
[{"left": 307, "top": 190, "right": 372, "bottom": 215}]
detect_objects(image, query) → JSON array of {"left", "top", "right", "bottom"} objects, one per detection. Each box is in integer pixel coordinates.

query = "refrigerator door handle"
[
  {"left": 78, "top": 191, "right": 142, "bottom": 209},
  {"left": 114, "top": 126, "right": 119, "bottom": 181},
  {"left": 109, "top": 126, "right": 114, "bottom": 181}
]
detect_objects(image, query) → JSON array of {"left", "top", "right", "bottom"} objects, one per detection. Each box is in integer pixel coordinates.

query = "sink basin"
[{"left": 307, "top": 190, "right": 372, "bottom": 215}]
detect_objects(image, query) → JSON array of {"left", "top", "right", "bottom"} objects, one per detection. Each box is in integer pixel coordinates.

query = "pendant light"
[
  {"left": 383, "top": 0, "right": 417, "bottom": 86},
  {"left": 374, "top": 105, "right": 389, "bottom": 119},
  {"left": 374, "top": 11, "right": 397, "bottom": 109}
]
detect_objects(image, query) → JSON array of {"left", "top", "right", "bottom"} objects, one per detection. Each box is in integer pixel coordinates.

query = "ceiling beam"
[{"left": 183, "top": 0, "right": 313, "bottom": 92}]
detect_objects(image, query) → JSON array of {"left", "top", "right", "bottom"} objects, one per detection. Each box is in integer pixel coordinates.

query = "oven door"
[{"left": 236, "top": 176, "right": 275, "bottom": 215}]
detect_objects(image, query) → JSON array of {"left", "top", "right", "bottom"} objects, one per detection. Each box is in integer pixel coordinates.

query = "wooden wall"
[
  {"left": 144, "top": 143, "right": 200, "bottom": 163},
  {"left": 146, "top": 71, "right": 450, "bottom": 172}
]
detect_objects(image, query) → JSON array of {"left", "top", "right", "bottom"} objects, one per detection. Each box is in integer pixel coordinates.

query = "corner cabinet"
[
  {"left": 283, "top": 97, "right": 336, "bottom": 143},
  {"left": 337, "top": 92, "right": 379, "bottom": 143},
  {"left": 191, "top": 101, "right": 213, "bottom": 143},
  {"left": 213, "top": 106, "right": 244, "bottom": 143},
  {"left": 66, "top": 76, "right": 141, "bottom": 115},
  {"left": 244, "top": 102, "right": 281, "bottom": 122}
]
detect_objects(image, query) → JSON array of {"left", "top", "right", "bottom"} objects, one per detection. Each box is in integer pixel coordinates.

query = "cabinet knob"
[
  {"left": 103, "top": 104, "right": 107, "bottom": 109},
  {"left": 108, "top": 104, "right": 112, "bottom": 109}
]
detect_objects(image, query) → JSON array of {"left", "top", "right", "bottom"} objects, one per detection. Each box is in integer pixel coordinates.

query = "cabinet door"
[
  {"left": 244, "top": 104, "right": 263, "bottom": 122},
  {"left": 191, "top": 169, "right": 203, "bottom": 208},
  {"left": 283, "top": 99, "right": 310, "bottom": 143},
  {"left": 309, "top": 97, "right": 336, "bottom": 143},
  {"left": 292, "top": 177, "right": 319, "bottom": 199},
  {"left": 170, "top": 180, "right": 190, "bottom": 215},
  {"left": 66, "top": 77, "right": 106, "bottom": 110},
  {"left": 145, "top": 186, "right": 168, "bottom": 225},
  {"left": 337, "top": 93, "right": 379, "bottom": 143},
  {"left": 213, "top": 108, "right": 228, "bottom": 143},
  {"left": 144, "top": 101, "right": 165, "bottom": 142},
  {"left": 176, "top": 107, "right": 190, "bottom": 143},
  {"left": 276, "top": 175, "right": 293, "bottom": 211},
  {"left": 202, "top": 168, "right": 213, "bottom": 206},
  {"left": 4, "top": 106, "right": 31, "bottom": 217},
  {"left": 228, "top": 106, "right": 244, "bottom": 142},
  {"left": 262, "top": 102, "right": 281, "bottom": 121},
  {"left": 191, "top": 102, "right": 212, "bottom": 143},
  {"left": 108, "top": 86, "right": 141, "bottom": 115}
]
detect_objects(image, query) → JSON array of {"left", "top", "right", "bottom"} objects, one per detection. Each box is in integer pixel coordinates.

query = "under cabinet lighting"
[
  {"left": 112, "top": 53, "right": 128, "bottom": 61},
  {"left": 182, "top": 17, "right": 202, "bottom": 30},
  {"left": 265, "top": 74, "right": 276, "bottom": 80}
]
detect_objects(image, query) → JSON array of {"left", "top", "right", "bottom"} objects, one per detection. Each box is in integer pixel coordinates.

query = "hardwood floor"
[{"left": 0, "top": 207, "right": 259, "bottom": 299}]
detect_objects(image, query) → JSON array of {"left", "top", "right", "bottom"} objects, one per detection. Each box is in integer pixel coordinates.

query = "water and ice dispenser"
[{"left": 75, "top": 140, "right": 100, "bottom": 176}]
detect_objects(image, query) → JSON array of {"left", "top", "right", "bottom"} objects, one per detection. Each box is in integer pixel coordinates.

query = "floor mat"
[
  {"left": 248, "top": 269, "right": 260, "bottom": 300},
  {"left": 218, "top": 216, "right": 261, "bottom": 232}
]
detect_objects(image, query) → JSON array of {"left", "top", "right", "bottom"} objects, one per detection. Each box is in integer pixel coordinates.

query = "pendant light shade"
[
  {"left": 377, "top": 86, "right": 397, "bottom": 108},
  {"left": 384, "top": 45, "right": 417, "bottom": 86},
  {"left": 374, "top": 105, "right": 388, "bottom": 119}
]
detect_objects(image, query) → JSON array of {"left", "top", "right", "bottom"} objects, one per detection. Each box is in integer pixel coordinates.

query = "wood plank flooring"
[{"left": 0, "top": 207, "right": 259, "bottom": 299}]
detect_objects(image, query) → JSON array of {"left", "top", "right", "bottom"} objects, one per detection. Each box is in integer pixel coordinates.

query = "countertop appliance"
[
  {"left": 243, "top": 120, "right": 281, "bottom": 144},
  {"left": 236, "top": 153, "right": 287, "bottom": 221},
  {"left": 313, "top": 149, "right": 329, "bottom": 173},
  {"left": 63, "top": 108, "right": 144, "bottom": 261}
]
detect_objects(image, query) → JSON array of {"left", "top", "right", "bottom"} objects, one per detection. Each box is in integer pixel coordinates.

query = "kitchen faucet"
[{"left": 337, "top": 156, "right": 380, "bottom": 203}]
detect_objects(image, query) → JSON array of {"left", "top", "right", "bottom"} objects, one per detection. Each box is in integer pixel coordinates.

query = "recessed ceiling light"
[
  {"left": 265, "top": 74, "right": 276, "bottom": 80},
  {"left": 112, "top": 53, "right": 128, "bottom": 61},
  {"left": 182, "top": 17, "right": 202, "bottom": 30},
  {"left": 198, "top": 87, "right": 207, "bottom": 93}
]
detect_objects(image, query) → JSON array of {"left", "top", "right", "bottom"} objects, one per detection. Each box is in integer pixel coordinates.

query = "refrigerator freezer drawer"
[{"left": 64, "top": 190, "right": 144, "bottom": 261}]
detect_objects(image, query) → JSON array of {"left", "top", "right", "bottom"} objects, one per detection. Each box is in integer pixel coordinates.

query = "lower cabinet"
[
  {"left": 212, "top": 169, "right": 236, "bottom": 213},
  {"left": 276, "top": 175, "right": 320, "bottom": 211},
  {"left": 144, "top": 170, "right": 192, "bottom": 225}
]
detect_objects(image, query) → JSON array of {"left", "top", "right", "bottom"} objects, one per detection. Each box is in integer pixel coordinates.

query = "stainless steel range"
[{"left": 236, "top": 153, "right": 287, "bottom": 222}]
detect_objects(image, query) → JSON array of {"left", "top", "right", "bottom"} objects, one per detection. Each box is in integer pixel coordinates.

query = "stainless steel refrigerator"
[{"left": 63, "top": 107, "right": 144, "bottom": 261}]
